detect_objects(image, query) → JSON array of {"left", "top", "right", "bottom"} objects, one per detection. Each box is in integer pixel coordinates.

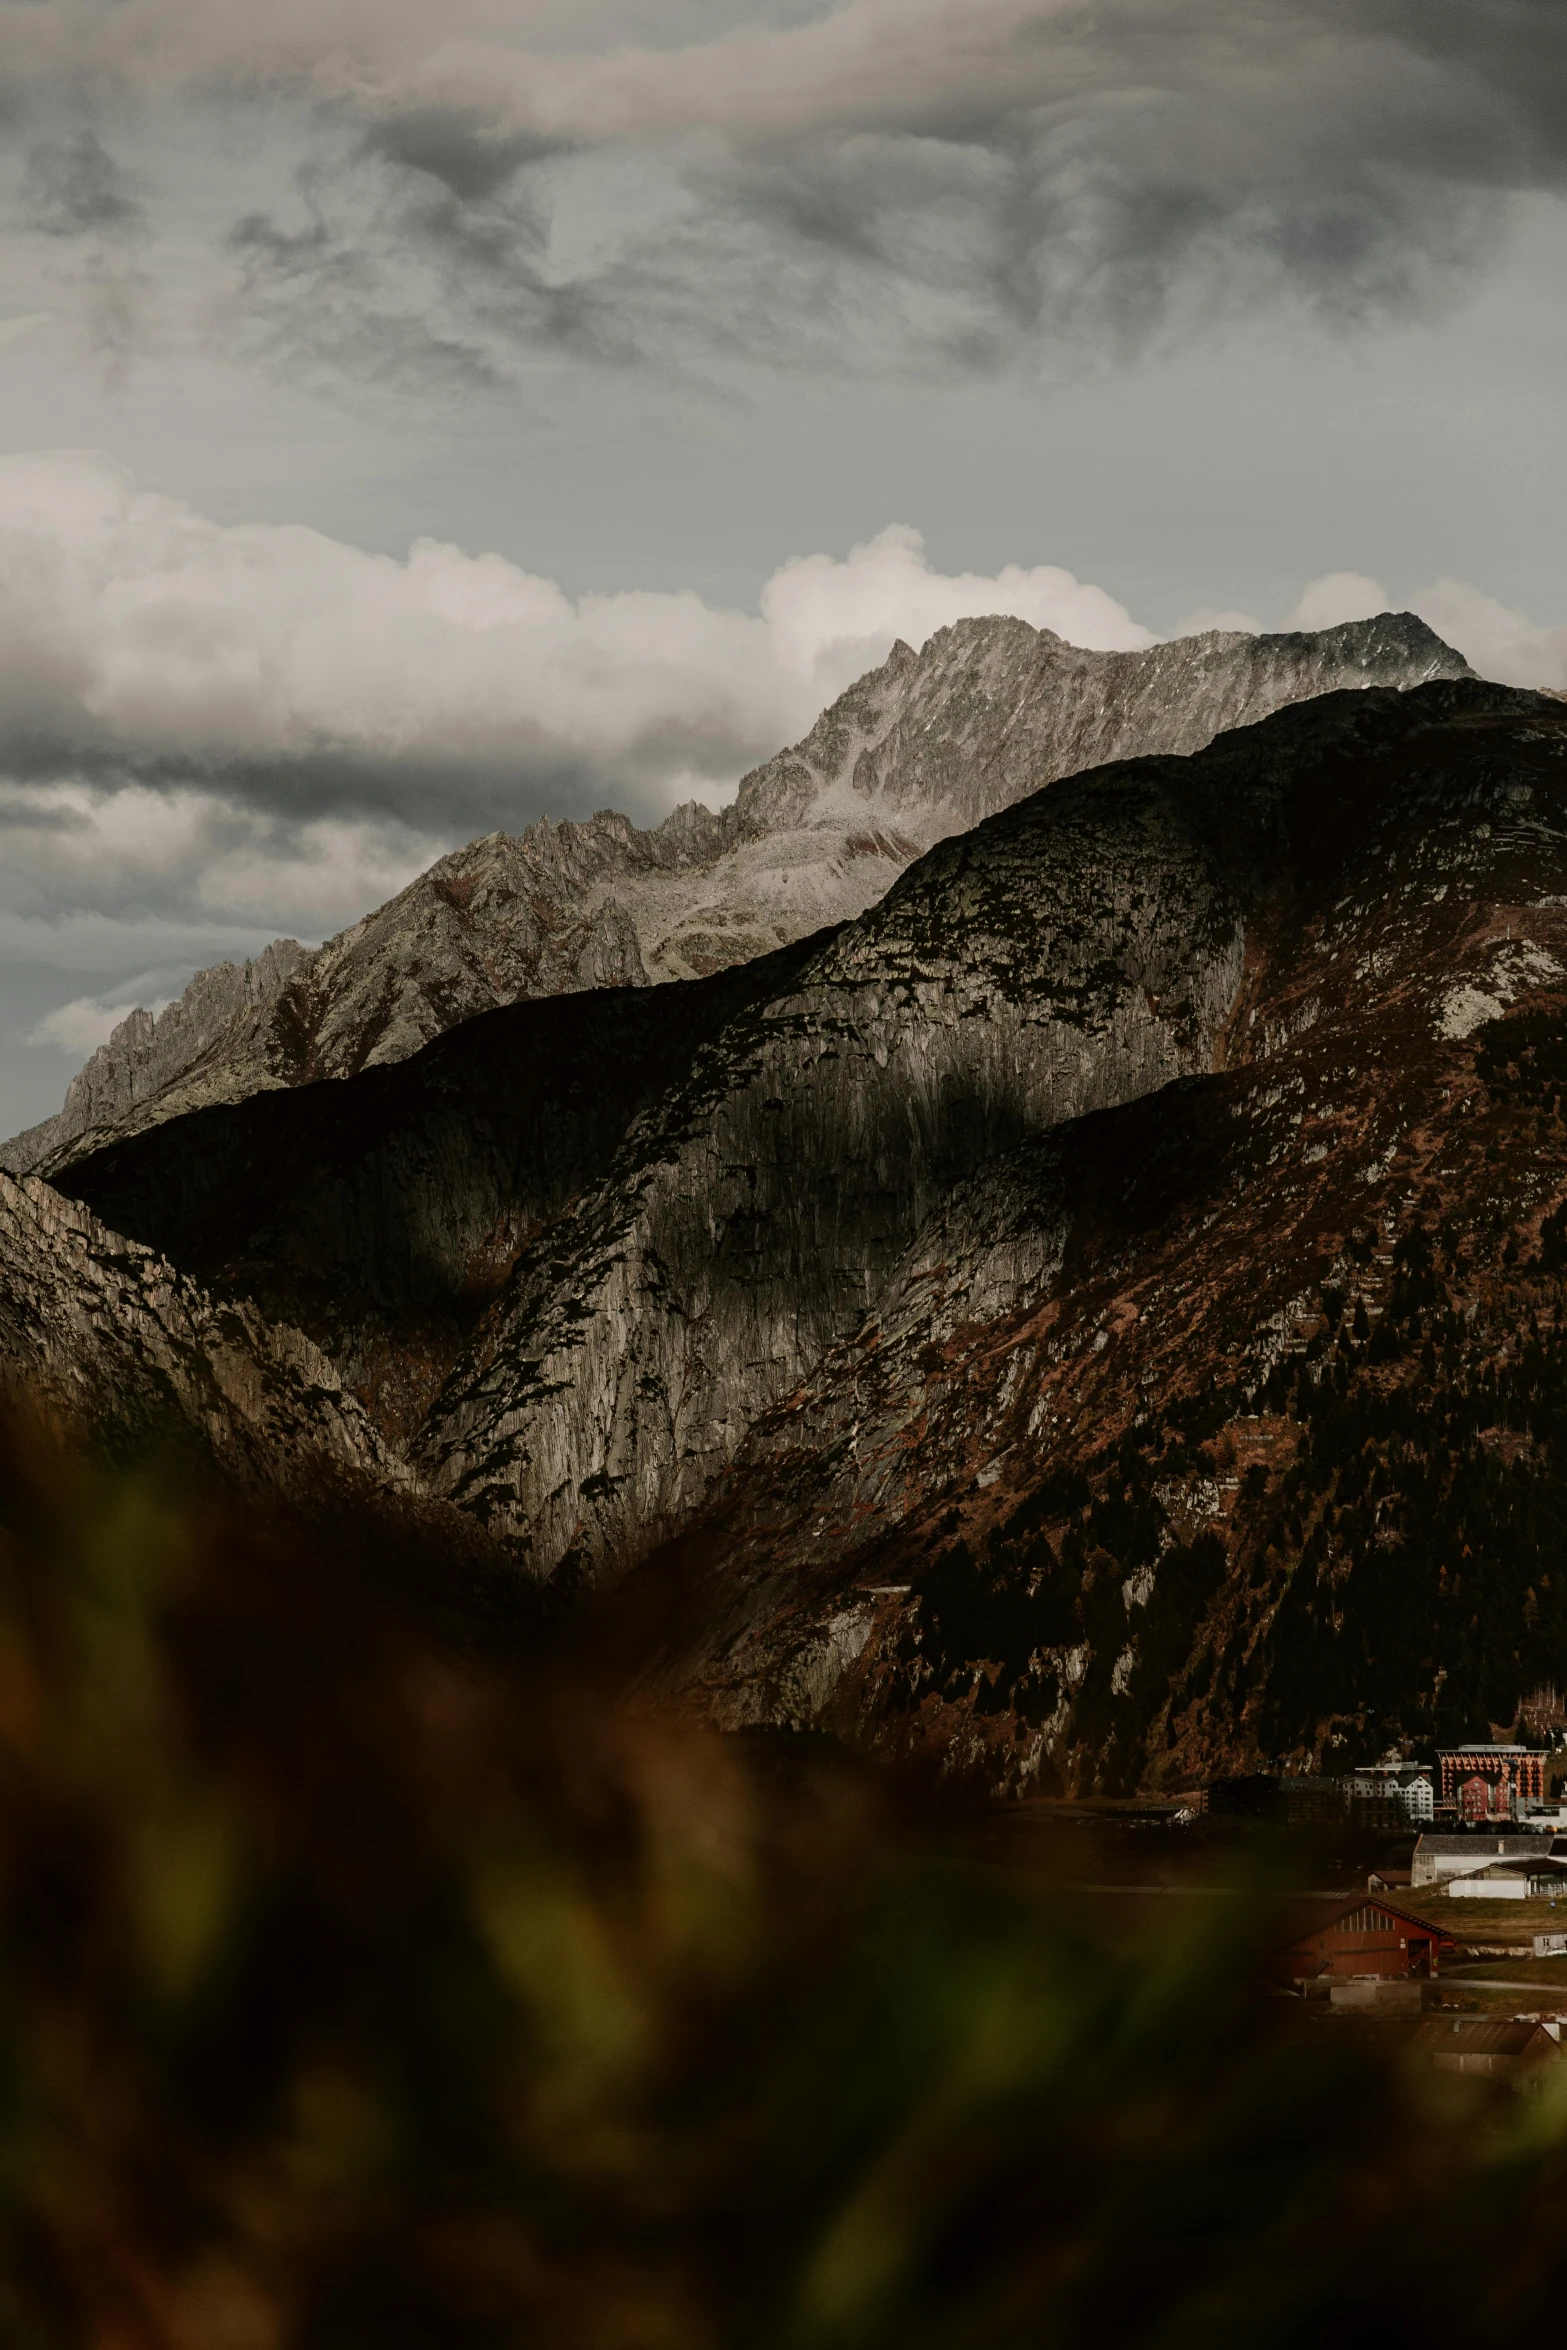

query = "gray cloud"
[
  {"left": 224, "top": 113, "right": 637, "bottom": 397},
  {"left": 357, "top": 108, "right": 567, "bottom": 203},
  {"left": 20, "top": 128, "right": 143, "bottom": 240},
  {"left": 227, "top": 199, "right": 511, "bottom": 400},
  {"left": 4, "top": 3, "right": 1565, "bottom": 395},
  {"left": 216, "top": 1, "right": 1567, "bottom": 390}
]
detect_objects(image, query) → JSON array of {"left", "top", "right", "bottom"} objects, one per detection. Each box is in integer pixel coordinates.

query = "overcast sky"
[{"left": 1, "top": 0, "right": 1565, "bottom": 1133}]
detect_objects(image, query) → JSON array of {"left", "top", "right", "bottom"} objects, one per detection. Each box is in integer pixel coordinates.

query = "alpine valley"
[{"left": 7, "top": 609, "right": 1567, "bottom": 1796}]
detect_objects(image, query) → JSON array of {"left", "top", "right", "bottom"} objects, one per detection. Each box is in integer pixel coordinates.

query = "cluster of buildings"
[
  {"left": 1212, "top": 1742, "right": 1567, "bottom": 1834},
  {"left": 1266, "top": 1889, "right": 1565, "bottom": 2079},
  {"left": 1250, "top": 1737, "right": 1567, "bottom": 2074},
  {"left": 1409, "top": 1833, "right": 1567, "bottom": 1900}
]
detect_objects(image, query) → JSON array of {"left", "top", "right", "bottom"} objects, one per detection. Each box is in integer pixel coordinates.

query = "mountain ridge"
[
  {"left": 3, "top": 611, "right": 1468, "bottom": 1178},
  {"left": 15, "top": 664, "right": 1567, "bottom": 1797}
]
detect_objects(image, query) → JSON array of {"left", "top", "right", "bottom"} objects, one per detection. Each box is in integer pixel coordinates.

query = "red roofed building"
[
  {"left": 1438, "top": 1744, "right": 1547, "bottom": 1821},
  {"left": 1267, "top": 1895, "right": 1449, "bottom": 1987}
]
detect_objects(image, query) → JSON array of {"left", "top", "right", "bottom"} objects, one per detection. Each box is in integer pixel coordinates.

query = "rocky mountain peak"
[{"left": 4, "top": 612, "right": 1471, "bottom": 1179}]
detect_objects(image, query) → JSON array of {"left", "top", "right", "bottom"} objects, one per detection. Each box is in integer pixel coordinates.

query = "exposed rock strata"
[{"left": 9, "top": 613, "right": 1468, "bottom": 1177}]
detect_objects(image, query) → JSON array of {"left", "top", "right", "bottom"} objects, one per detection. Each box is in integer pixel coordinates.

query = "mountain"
[
  {"left": 2, "top": 611, "right": 1468, "bottom": 1179},
  {"left": 30, "top": 670, "right": 1567, "bottom": 1798},
  {"left": 644, "top": 683, "right": 1567, "bottom": 1791}
]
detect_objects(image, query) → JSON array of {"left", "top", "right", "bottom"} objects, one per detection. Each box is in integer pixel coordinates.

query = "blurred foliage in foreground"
[{"left": 5, "top": 1423, "right": 1567, "bottom": 2349}]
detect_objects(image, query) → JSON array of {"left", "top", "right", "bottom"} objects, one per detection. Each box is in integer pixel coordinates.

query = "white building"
[
  {"left": 1345, "top": 1763, "right": 1435, "bottom": 1823},
  {"left": 1517, "top": 1800, "right": 1567, "bottom": 1830},
  {"left": 1411, "top": 1833, "right": 1562, "bottom": 1887},
  {"left": 1447, "top": 1858, "right": 1567, "bottom": 1901}
]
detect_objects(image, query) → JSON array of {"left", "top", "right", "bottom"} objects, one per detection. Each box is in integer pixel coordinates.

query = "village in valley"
[
  {"left": 1249, "top": 1735, "right": 1567, "bottom": 2085},
  {"left": 995, "top": 1714, "right": 1567, "bottom": 2090}
]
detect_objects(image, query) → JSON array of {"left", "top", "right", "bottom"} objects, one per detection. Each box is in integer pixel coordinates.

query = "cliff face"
[
  {"left": 405, "top": 726, "right": 1260, "bottom": 1577},
  {"left": 6, "top": 613, "right": 1468, "bottom": 1178},
  {"left": 26, "top": 668, "right": 1567, "bottom": 1796},
  {"left": 50, "top": 950, "right": 824, "bottom": 1448}
]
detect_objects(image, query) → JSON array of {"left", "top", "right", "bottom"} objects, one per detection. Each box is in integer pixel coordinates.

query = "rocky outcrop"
[
  {"left": 8, "top": 613, "right": 1469, "bottom": 1177},
  {"left": 0, "top": 940, "right": 310, "bottom": 1176}
]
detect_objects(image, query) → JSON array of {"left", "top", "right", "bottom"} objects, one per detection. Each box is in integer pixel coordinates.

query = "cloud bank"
[
  {"left": 0, "top": 450, "right": 1156, "bottom": 1019},
  {"left": 0, "top": 440, "right": 1561, "bottom": 1097},
  {"left": 0, "top": 452, "right": 1150, "bottom": 830},
  {"left": 5, "top": 2, "right": 1567, "bottom": 393},
  {"left": 0, "top": 448, "right": 1560, "bottom": 1002}
]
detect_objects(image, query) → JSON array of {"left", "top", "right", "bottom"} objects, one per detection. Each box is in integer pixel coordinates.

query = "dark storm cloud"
[
  {"left": 356, "top": 109, "right": 567, "bottom": 204},
  {"left": 0, "top": 737, "right": 643, "bottom": 840},
  {"left": 636, "top": 0, "right": 1567, "bottom": 367}
]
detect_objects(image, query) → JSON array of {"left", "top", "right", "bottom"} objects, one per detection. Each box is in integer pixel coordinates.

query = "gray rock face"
[
  {"left": 53, "top": 951, "right": 823, "bottom": 1448},
  {"left": 7, "top": 613, "right": 1469, "bottom": 1177},
  {"left": 651, "top": 685, "right": 1567, "bottom": 1789},
  {"left": 412, "top": 734, "right": 1257, "bottom": 1577}
]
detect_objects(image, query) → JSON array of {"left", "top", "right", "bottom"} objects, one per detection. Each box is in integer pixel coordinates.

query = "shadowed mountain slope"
[
  {"left": 0, "top": 1171, "right": 403, "bottom": 1500},
  {"left": 634, "top": 691, "right": 1567, "bottom": 1790},
  {"left": 4, "top": 612, "right": 1467, "bottom": 1179},
  {"left": 25, "top": 673, "right": 1567, "bottom": 1794},
  {"left": 52, "top": 944, "right": 827, "bottom": 1447}
]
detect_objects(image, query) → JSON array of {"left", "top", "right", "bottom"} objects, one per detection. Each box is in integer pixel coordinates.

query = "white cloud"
[
  {"left": 1285, "top": 572, "right": 1391, "bottom": 632},
  {"left": 0, "top": 452, "right": 1150, "bottom": 823},
  {"left": 0, "top": 772, "right": 441, "bottom": 931},
  {"left": 26, "top": 984, "right": 174, "bottom": 1053},
  {"left": 1409, "top": 578, "right": 1567, "bottom": 692},
  {"left": 762, "top": 524, "right": 1151, "bottom": 693}
]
